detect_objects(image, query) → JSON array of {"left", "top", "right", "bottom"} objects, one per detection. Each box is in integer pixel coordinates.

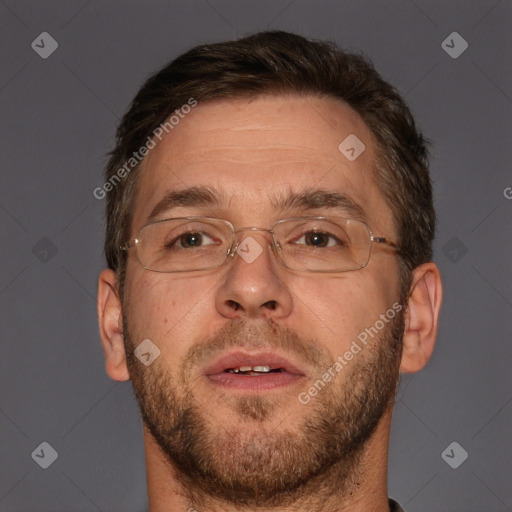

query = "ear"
[
  {"left": 97, "top": 269, "right": 130, "bottom": 381},
  {"left": 400, "top": 262, "right": 443, "bottom": 373}
]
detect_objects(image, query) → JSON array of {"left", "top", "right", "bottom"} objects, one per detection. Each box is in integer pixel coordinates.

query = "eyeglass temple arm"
[
  {"left": 370, "top": 236, "right": 400, "bottom": 250},
  {"left": 119, "top": 239, "right": 139, "bottom": 251}
]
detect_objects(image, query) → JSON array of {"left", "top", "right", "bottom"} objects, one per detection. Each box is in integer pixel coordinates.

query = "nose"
[{"left": 214, "top": 230, "right": 294, "bottom": 320}]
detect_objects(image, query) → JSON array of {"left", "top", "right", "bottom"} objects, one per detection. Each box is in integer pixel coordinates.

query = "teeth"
[
  {"left": 227, "top": 365, "right": 273, "bottom": 373},
  {"left": 253, "top": 365, "right": 270, "bottom": 372}
]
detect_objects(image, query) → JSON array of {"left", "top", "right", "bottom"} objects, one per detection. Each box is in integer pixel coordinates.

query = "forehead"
[{"left": 132, "top": 95, "right": 394, "bottom": 235}]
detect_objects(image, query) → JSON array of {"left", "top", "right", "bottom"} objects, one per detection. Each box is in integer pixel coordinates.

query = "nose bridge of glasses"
[
  {"left": 230, "top": 226, "right": 279, "bottom": 258},
  {"left": 233, "top": 226, "right": 274, "bottom": 237}
]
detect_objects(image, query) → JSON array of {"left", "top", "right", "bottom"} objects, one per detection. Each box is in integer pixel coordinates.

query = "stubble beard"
[{"left": 123, "top": 312, "right": 404, "bottom": 509}]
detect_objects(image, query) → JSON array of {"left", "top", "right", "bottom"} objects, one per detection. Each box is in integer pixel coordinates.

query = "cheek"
[
  {"left": 290, "top": 269, "right": 399, "bottom": 352},
  {"left": 123, "top": 270, "right": 217, "bottom": 355}
]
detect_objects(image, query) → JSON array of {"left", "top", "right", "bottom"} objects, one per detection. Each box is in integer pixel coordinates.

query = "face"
[{"left": 122, "top": 95, "right": 404, "bottom": 506}]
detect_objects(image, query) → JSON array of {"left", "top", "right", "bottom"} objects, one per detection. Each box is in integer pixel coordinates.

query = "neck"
[{"left": 145, "top": 409, "right": 393, "bottom": 512}]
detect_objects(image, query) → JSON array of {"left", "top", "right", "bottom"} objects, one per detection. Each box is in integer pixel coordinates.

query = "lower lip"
[{"left": 206, "top": 371, "right": 304, "bottom": 391}]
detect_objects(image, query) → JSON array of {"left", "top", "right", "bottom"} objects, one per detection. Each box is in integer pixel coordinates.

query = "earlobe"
[
  {"left": 400, "top": 262, "right": 443, "bottom": 373},
  {"left": 97, "top": 269, "right": 130, "bottom": 381}
]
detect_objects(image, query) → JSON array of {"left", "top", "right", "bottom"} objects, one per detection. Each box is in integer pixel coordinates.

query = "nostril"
[
  {"left": 263, "top": 300, "right": 277, "bottom": 311},
  {"left": 227, "top": 300, "right": 240, "bottom": 311}
]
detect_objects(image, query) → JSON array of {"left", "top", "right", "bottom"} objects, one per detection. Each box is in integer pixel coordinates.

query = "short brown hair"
[{"left": 103, "top": 30, "right": 434, "bottom": 295}]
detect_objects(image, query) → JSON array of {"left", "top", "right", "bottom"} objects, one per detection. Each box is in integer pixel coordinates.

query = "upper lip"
[{"left": 203, "top": 350, "right": 307, "bottom": 376}]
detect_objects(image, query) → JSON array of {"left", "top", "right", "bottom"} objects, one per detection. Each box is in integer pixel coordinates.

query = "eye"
[
  {"left": 166, "top": 231, "right": 218, "bottom": 249},
  {"left": 295, "top": 231, "right": 341, "bottom": 248}
]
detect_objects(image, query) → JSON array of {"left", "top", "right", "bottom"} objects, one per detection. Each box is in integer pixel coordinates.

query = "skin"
[{"left": 98, "top": 95, "right": 442, "bottom": 511}]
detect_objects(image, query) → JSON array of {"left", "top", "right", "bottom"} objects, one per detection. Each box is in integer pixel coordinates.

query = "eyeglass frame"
[{"left": 119, "top": 216, "right": 400, "bottom": 273}]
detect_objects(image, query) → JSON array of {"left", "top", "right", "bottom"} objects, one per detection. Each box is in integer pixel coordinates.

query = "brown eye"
[
  {"left": 165, "top": 230, "right": 219, "bottom": 250},
  {"left": 304, "top": 232, "right": 330, "bottom": 247},
  {"left": 179, "top": 232, "right": 203, "bottom": 247}
]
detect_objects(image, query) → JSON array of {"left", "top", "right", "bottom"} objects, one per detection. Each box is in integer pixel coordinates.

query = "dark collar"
[{"left": 389, "top": 498, "right": 404, "bottom": 512}]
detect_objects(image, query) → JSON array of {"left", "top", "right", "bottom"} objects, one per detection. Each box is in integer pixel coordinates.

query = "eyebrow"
[
  {"left": 146, "top": 186, "right": 367, "bottom": 223},
  {"left": 147, "top": 186, "right": 223, "bottom": 222},
  {"left": 271, "top": 188, "right": 367, "bottom": 221}
]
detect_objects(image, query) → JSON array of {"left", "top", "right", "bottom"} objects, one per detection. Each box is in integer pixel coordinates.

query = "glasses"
[{"left": 120, "top": 216, "right": 399, "bottom": 273}]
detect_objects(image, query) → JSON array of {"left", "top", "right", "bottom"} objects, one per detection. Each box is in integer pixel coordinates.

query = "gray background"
[{"left": 1, "top": 0, "right": 511, "bottom": 510}]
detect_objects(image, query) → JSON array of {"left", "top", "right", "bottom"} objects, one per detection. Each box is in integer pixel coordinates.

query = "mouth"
[{"left": 204, "top": 351, "right": 306, "bottom": 392}]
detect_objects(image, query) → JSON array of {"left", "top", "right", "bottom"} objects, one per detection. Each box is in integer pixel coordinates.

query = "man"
[{"left": 97, "top": 31, "right": 442, "bottom": 511}]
